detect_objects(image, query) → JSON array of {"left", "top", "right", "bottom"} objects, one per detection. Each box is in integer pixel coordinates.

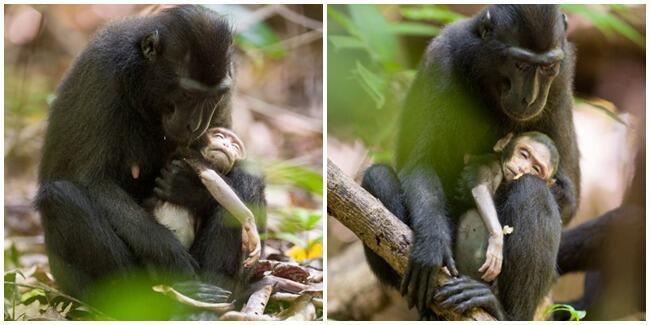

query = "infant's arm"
[
  {"left": 185, "top": 158, "right": 261, "bottom": 268},
  {"left": 471, "top": 166, "right": 504, "bottom": 282}
]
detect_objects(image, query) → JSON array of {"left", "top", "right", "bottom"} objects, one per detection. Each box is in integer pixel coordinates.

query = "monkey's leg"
[
  {"left": 495, "top": 175, "right": 562, "bottom": 320},
  {"left": 360, "top": 163, "right": 410, "bottom": 289},
  {"left": 36, "top": 181, "right": 136, "bottom": 297}
]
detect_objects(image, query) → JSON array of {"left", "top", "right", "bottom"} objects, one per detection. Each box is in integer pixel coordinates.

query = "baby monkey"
[
  {"left": 145, "top": 127, "right": 261, "bottom": 268},
  {"left": 454, "top": 131, "right": 559, "bottom": 282}
]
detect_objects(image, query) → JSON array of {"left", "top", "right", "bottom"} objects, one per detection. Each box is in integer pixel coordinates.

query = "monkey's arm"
[
  {"left": 90, "top": 180, "right": 198, "bottom": 274},
  {"left": 184, "top": 158, "right": 261, "bottom": 268},
  {"left": 471, "top": 183, "right": 504, "bottom": 282},
  {"left": 399, "top": 165, "right": 459, "bottom": 312}
]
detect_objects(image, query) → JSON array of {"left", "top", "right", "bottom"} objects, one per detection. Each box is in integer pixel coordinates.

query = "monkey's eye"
[
  {"left": 215, "top": 133, "right": 225, "bottom": 139},
  {"left": 515, "top": 61, "right": 530, "bottom": 71},
  {"left": 533, "top": 165, "right": 541, "bottom": 174},
  {"left": 520, "top": 149, "right": 529, "bottom": 159},
  {"left": 232, "top": 143, "right": 240, "bottom": 151}
]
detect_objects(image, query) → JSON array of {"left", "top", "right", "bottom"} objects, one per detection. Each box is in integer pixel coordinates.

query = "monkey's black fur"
[
  {"left": 554, "top": 143, "right": 645, "bottom": 320},
  {"left": 35, "top": 5, "right": 266, "bottom": 313},
  {"left": 361, "top": 5, "right": 579, "bottom": 320}
]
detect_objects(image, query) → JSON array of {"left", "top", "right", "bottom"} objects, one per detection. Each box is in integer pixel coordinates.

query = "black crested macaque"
[
  {"left": 143, "top": 127, "right": 262, "bottom": 268},
  {"left": 35, "top": 5, "right": 266, "bottom": 314},
  {"left": 361, "top": 5, "right": 578, "bottom": 320},
  {"left": 455, "top": 132, "right": 560, "bottom": 282}
]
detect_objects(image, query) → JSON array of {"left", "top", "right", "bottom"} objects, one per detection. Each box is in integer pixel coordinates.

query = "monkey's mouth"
[
  {"left": 500, "top": 99, "right": 545, "bottom": 122},
  {"left": 504, "top": 166, "right": 517, "bottom": 180},
  {"left": 209, "top": 148, "right": 232, "bottom": 165}
]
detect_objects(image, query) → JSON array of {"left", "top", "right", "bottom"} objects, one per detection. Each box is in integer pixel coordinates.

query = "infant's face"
[
  {"left": 502, "top": 137, "right": 553, "bottom": 183},
  {"left": 200, "top": 128, "right": 244, "bottom": 173}
]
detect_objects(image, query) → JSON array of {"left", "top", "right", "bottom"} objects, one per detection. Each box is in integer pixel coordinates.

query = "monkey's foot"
[{"left": 434, "top": 276, "right": 505, "bottom": 320}]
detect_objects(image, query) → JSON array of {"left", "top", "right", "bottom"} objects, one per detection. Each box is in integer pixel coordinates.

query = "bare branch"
[{"left": 326, "top": 159, "right": 496, "bottom": 321}]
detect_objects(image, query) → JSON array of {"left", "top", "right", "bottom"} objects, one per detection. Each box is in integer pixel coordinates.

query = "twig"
[
  {"left": 273, "top": 5, "right": 322, "bottom": 30},
  {"left": 240, "top": 94, "right": 323, "bottom": 134},
  {"left": 237, "top": 4, "right": 322, "bottom": 32},
  {"left": 242, "top": 284, "right": 273, "bottom": 315},
  {"left": 270, "top": 292, "right": 323, "bottom": 308},
  {"left": 326, "top": 159, "right": 497, "bottom": 321},
  {"left": 262, "top": 29, "right": 322, "bottom": 52},
  {"left": 277, "top": 294, "right": 316, "bottom": 320}
]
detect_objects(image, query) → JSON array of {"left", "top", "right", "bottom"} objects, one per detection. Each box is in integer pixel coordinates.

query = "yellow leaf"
[{"left": 286, "top": 242, "right": 322, "bottom": 261}]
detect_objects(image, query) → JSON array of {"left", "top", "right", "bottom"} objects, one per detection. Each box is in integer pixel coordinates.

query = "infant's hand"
[
  {"left": 478, "top": 234, "right": 503, "bottom": 282},
  {"left": 241, "top": 219, "right": 261, "bottom": 268}
]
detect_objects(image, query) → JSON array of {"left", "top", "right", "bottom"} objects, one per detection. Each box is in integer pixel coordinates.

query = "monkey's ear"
[
  {"left": 562, "top": 13, "right": 568, "bottom": 31},
  {"left": 479, "top": 10, "right": 492, "bottom": 39},
  {"left": 141, "top": 30, "right": 160, "bottom": 61},
  {"left": 493, "top": 132, "right": 514, "bottom": 152}
]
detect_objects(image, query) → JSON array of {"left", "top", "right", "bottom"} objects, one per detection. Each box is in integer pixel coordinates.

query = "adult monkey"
[
  {"left": 361, "top": 5, "right": 578, "bottom": 320},
  {"left": 36, "top": 5, "right": 265, "bottom": 308}
]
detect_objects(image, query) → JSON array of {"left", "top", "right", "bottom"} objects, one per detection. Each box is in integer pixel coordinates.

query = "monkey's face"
[
  {"left": 479, "top": 5, "right": 568, "bottom": 122},
  {"left": 497, "top": 51, "right": 562, "bottom": 122},
  {"left": 501, "top": 137, "right": 553, "bottom": 183},
  {"left": 140, "top": 6, "right": 234, "bottom": 145},
  {"left": 200, "top": 127, "right": 245, "bottom": 174}
]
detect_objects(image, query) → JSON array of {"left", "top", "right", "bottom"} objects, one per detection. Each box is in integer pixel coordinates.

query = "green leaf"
[
  {"left": 346, "top": 4, "right": 399, "bottom": 66},
  {"left": 329, "top": 35, "right": 367, "bottom": 51},
  {"left": 264, "top": 162, "right": 322, "bottom": 195},
  {"left": 351, "top": 61, "right": 386, "bottom": 109},
  {"left": 273, "top": 232, "right": 307, "bottom": 248},
  {"left": 21, "top": 288, "right": 47, "bottom": 305},
  {"left": 328, "top": 6, "right": 361, "bottom": 37},
  {"left": 307, "top": 235, "right": 323, "bottom": 248},
  {"left": 390, "top": 22, "right": 440, "bottom": 36},
  {"left": 400, "top": 5, "right": 466, "bottom": 23}
]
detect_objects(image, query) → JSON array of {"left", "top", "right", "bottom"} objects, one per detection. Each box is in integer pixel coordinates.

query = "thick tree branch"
[{"left": 327, "top": 159, "right": 496, "bottom": 321}]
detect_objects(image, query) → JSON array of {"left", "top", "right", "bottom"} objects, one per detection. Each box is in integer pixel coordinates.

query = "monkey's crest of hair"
[
  {"left": 160, "top": 5, "right": 234, "bottom": 87},
  {"left": 72, "top": 5, "right": 234, "bottom": 100}
]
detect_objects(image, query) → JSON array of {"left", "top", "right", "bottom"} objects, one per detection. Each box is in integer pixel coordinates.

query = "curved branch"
[{"left": 326, "top": 159, "right": 496, "bottom": 321}]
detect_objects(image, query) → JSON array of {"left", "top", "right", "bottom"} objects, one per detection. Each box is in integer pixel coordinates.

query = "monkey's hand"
[
  {"left": 401, "top": 238, "right": 459, "bottom": 314},
  {"left": 241, "top": 218, "right": 261, "bottom": 268},
  {"left": 550, "top": 170, "right": 577, "bottom": 225},
  {"left": 155, "top": 160, "right": 212, "bottom": 214},
  {"left": 478, "top": 234, "right": 503, "bottom": 282}
]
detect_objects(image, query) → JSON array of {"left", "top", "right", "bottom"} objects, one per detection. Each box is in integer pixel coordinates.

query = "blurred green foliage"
[
  {"left": 545, "top": 303, "right": 587, "bottom": 321},
  {"left": 560, "top": 4, "right": 645, "bottom": 49},
  {"left": 263, "top": 160, "right": 323, "bottom": 196},
  {"left": 327, "top": 4, "right": 644, "bottom": 161},
  {"left": 205, "top": 5, "right": 288, "bottom": 59}
]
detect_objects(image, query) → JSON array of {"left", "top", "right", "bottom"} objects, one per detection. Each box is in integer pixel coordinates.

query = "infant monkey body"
[
  {"left": 140, "top": 127, "right": 260, "bottom": 268},
  {"left": 455, "top": 132, "right": 559, "bottom": 282}
]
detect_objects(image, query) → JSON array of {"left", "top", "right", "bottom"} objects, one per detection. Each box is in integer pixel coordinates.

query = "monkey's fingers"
[
  {"left": 243, "top": 244, "right": 261, "bottom": 268},
  {"left": 241, "top": 225, "right": 261, "bottom": 268},
  {"left": 444, "top": 250, "right": 459, "bottom": 276},
  {"left": 481, "top": 258, "right": 500, "bottom": 282},
  {"left": 478, "top": 258, "right": 491, "bottom": 273}
]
